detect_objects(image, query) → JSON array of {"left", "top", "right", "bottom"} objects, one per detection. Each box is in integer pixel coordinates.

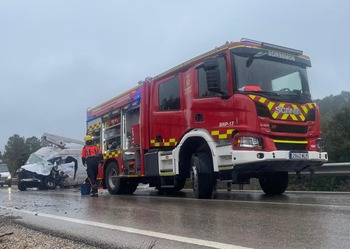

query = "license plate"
[{"left": 290, "top": 152, "right": 309, "bottom": 159}]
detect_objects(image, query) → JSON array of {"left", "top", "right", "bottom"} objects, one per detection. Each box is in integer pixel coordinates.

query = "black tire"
[
  {"left": 37, "top": 182, "right": 47, "bottom": 190},
  {"left": 18, "top": 182, "right": 27, "bottom": 191},
  {"left": 173, "top": 177, "right": 186, "bottom": 192},
  {"left": 191, "top": 152, "right": 214, "bottom": 199},
  {"left": 124, "top": 179, "right": 139, "bottom": 194},
  {"left": 6, "top": 179, "right": 12, "bottom": 188},
  {"left": 259, "top": 172, "right": 288, "bottom": 195},
  {"left": 105, "top": 162, "right": 126, "bottom": 194},
  {"left": 44, "top": 177, "right": 56, "bottom": 189}
]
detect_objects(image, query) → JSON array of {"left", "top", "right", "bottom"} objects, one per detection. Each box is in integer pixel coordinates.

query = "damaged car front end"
[{"left": 16, "top": 145, "right": 85, "bottom": 191}]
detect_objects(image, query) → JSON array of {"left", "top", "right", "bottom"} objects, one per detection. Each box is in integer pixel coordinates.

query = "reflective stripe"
[
  {"left": 88, "top": 122, "right": 101, "bottom": 132},
  {"left": 273, "top": 139, "right": 308, "bottom": 144},
  {"left": 211, "top": 129, "right": 234, "bottom": 139},
  {"left": 150, "top": 138, "right": 177, "bottom": 147}
]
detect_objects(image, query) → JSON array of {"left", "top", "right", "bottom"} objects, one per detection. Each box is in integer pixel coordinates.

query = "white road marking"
[{"left": 0, "top": 206, "right": 251, "bottom": 249}]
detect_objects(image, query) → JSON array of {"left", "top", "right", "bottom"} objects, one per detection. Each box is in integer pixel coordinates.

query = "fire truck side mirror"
[{"left": 203, "top": 58, "right": 221, "bottom": 93}]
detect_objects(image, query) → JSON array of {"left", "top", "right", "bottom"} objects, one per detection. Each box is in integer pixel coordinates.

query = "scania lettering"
[{"left": 86, "top": 38, "right": 328, "bottom": 198}]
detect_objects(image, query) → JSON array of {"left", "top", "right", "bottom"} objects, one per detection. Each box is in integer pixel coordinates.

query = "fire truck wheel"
[
  {"left": 44, "top": 177, "right": 56, "bottom": 189},
  {"left": 191, "top": 152, "right": 214, "bottom": 199},
  {"left": 259, "top": 172, "right": 288, "bottom": 195},
  {"left": 18, "top": 182, "right": 27, "bottom": 191},
  {"left": 173, "top": 177, "right": 186, "bottom": 191},
  {"left": 105, "top": 162, "right": 126, "bottom": 194},
  {"left": 125, "top": 179, "right": 138, "bottom": 194}
]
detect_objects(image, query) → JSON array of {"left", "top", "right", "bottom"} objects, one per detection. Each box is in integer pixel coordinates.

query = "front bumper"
[
  {"left": 18, "top": 178, "right": 42, "bottom": 188},
  {"left": 0, "top": 177, "right": 12, "bottom": 185},
  {"left": 217, "top": 146, "right": 328, "bottom": 173}
]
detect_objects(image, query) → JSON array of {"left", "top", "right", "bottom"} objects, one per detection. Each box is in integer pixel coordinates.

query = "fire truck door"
[{"left": 150, "top": 76, "right": 186, "bottom": 148}]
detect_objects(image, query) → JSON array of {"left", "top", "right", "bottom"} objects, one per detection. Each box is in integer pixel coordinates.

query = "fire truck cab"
[{"left": 86, "top": 38, "right": 328, "bottom": 198}]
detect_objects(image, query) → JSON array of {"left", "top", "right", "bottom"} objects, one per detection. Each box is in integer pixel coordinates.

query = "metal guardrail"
[
  {"left": 288, "top": 162, "right": 350, "bottom": 176},
  {"left": 311, "top": 162, "right": 350, "bottom": 175}
]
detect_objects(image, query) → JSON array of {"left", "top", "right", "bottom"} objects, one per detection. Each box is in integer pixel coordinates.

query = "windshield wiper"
[
  {"left": 246, "top": 51, "right": 268, "bottom": 67},
  {"left": 242, "top": 90, "right": 280, "bottom": 96}
]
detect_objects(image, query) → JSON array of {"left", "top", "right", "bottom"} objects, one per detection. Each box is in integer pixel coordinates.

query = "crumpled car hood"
[{"left": 21, "top": 162, "right": 75, "bottom": 177}]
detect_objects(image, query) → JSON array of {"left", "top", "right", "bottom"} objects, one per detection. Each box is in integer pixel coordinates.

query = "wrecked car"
[{"left": 16, "top": 133, "right": 86, "bottom": 191}]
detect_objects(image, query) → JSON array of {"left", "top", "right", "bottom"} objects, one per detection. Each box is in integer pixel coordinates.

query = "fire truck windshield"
[{"left": 232, "top": 50, "right": 312, "bottom": 102}]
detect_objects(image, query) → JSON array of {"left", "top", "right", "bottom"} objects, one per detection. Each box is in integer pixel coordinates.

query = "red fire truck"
[{"left": 86, "top": 38, "right": 328, "bottom": 198}]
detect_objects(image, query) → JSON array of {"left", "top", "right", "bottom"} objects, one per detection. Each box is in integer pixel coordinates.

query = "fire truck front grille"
[
  {"left": 270, "top": 124, "right": 308, "bottom": 134},
  {"left": 256, "top": 103, "right": 272, "bottom": 118},
  {"left": 271, "top": 136, "right": 307, "bottom": 150},
  {"left": 274, "top": 143, "right": 306, "bottom": 150},
  {"left": 255, "top": 102, "right": 315, "bottom": 122}
]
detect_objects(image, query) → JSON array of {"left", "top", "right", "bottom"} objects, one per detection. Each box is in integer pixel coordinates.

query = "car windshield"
[
  {"left": 232, "top": 50, "right": 312, "bottom": 102},
  {"left": 25, "top": 153, "right": 49, "bottom": 165},
  {"left": 0, "top": 164, "right": 9, "bottom": 172}
]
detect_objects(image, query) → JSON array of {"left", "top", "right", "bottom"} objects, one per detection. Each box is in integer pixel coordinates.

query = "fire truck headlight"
[
  {"left": 234, "top": 136, "right": 263, "bottom": 150},
  {"left": 316, "top": 138, "right": 324, "bottom": 152}
]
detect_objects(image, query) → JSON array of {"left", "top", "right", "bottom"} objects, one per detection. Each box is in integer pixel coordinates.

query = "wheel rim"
[
  {"left": 191, "top": 165, "right": 199, "bottom": 195},
  {"left": 46, "top": 180, "right": 55, "bottom": 188},
  {"left": 108, "top": 167, "right": 119, "bottom": 189}
]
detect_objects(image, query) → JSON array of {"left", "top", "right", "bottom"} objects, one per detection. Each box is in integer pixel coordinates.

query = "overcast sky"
[{"left": 0, "top": 0, "right": 349, "bottom": 152}]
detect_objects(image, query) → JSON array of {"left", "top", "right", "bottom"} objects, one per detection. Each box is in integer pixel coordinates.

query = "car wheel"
[
  {"left": 44, "top": 177, "right": 56, "bottom": 189},
  {"left": 18, "top": 182, "right": 27, "bottom": 191}
]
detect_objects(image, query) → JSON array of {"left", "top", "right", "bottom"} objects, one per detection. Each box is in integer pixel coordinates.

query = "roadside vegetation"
[
  {"left": 289, "top": 91, "right": 350, "bottom": 191},
  {"left": 0, "top": 135, "right": 42, "bottom": 176}
]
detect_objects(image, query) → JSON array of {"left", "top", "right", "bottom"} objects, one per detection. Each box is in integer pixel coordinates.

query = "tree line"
[
  {"left": 0, "top": 135, "right": 42, "bottom": 175},
  {"left": 288, "top": 91, "right": 350, "bottom": 191},
  {"left": 317, "top": 91, "right": 350, "bottom": 162}
]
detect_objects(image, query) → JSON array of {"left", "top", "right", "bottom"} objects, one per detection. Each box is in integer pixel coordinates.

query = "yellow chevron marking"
[
  {"left": 290, "top": 114, "right": 298, "bottom": 121},
  {"left": 267, "top": 101, "right": 275, "bottom": 110},
  {"left": 301, "top": 106, "right": 308, "bottom": 113},
  {"left": 281, "top": 114, "right": 289, "bottom": 120},
  {"left": 259, "top": 97, "right": 267, "bottom": 103}
]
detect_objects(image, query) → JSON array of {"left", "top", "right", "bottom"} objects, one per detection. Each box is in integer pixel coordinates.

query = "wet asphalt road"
[{"left": 1, "top": 186, "right": 350, "bottom": 249}]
